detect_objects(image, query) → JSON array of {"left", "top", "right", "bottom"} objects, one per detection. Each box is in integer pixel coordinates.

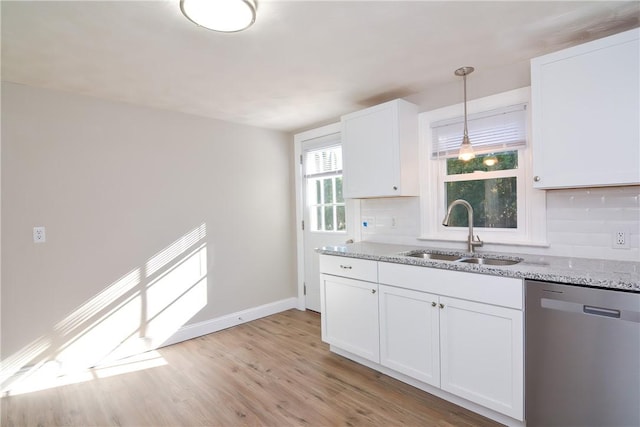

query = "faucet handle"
[{"left": 472, "top": 235, "right": 483, "bottom": 247}]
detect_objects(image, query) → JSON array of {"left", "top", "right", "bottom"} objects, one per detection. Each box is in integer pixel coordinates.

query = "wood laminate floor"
[{"left": 1, "top": 309, "right": 501, "bottom": 426}]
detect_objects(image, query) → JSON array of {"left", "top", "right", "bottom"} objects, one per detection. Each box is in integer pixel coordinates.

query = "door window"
[{"left": 305, "top": 145, "right": 345, "bottom": 232}]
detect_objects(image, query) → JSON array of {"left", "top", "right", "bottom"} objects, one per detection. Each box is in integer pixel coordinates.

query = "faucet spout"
[{"left": 442, "top": 199, "right": 483, "bottom": 253}]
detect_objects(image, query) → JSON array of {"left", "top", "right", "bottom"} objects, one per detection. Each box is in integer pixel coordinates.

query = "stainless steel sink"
[
  {"left": 458, "top": 257, "right": 521, "bottom": 266},
  {"left": 404, "top": 252, "right": 461, "bottom": 261},
  {"left": 402, "top": 251, "right": 522, "bottom": 266}
]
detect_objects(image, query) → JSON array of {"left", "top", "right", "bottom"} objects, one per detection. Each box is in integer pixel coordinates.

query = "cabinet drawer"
[
  {"left": 319, "top": 254, "right": 378, "bottom": 282},
  {"left": 378, "top": 262, "right": 522, "bottom": 310}
]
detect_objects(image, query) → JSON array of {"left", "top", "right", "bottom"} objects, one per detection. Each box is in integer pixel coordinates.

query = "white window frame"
[
  {"left": 420, "top": 87, "right": 548, "bottom": 247},
  {"left": 304, "top": 145, "right": 346, "bottom": 233}
]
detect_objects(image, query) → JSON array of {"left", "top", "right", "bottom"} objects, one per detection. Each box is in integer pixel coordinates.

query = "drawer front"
[
  {"left": 378, "top": 261, "right": 523, "bottom": 310},
  {"left": 319, "top": 255, "right": 378, "bottom": 282}
]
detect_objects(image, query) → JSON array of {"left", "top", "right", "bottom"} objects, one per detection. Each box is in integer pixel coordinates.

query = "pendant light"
[
  {"left": 455, "top": 66, "right": 475, "bottom": 161},
  {"left": 181, "top": 0, "right": 257, "bottom": 33}
]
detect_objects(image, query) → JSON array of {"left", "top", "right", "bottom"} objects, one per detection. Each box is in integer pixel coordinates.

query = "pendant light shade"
[
  {"left": 458, "top": 134, "right": 475, "bottom": 161},
  {"left": 181, "top": 0, "right": 257, "bottom": 33},
  {"left": 455, "top": 66, "right": 475, "bottom": 161}
]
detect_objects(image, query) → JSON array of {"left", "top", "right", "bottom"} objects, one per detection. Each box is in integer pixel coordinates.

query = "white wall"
[
  {"left": 1, "top": 83, "right": 296, "bottom": 370},
  {"left": 358, "top": 186, "right": 640, "bottom": 261}
]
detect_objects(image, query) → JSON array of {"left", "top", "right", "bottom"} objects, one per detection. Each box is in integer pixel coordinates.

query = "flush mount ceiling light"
[
  {"left": 180, "top": 0, "right": 257, "bottom": 33},
  {"left": 455, "top": 66, "right": 475, "bottom": 161}
]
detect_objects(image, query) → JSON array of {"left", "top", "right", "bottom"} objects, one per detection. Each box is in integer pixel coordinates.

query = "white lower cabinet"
[
  {"left": 379, "top": 284, "right": 523, "bottom": 420},
  {"left": 439, "top": 296, "right": 523, "bottom": 420},
  {"left": 379, "top": 284, "right": 440, "bottom": 386},
  {"left": 321, "top": 274, "right": 380, "bottom": 363},
  {"left": 319, "top": 255, "right": 524, "bottom": 423}
]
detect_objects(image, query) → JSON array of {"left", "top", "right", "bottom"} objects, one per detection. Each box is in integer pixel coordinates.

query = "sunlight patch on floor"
[{"left": 4, "top": 351, "right": 167, "bottom": 397}]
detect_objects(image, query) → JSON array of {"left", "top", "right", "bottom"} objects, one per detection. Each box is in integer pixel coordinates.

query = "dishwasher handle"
[{"left": 584, "top": 305, "right": 621, "bottom": 318}]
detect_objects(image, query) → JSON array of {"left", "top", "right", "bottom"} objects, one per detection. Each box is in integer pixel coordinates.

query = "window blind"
[
  {"left": 431, "top": 104, "right": 527, "bottom": 158},
  {"left": 304, "top": 144, "right": 342, "bottom": 178}
]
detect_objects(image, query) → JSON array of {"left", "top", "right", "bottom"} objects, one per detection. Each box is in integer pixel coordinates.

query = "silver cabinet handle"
[
  {"left": 393, "top": 186, "right": 398, "bottom": 190},
  {"left": 534, "top": 176, "right": 541, "bottom": 182},
  {"left": 431, "top": 301, "right": 437, "bottom": 307},
  {"left": 371, "top": 289, "right": 376, "bottom": 294},
  {"left": 339, "top": 265, "right": 352, "bottom": 270},
  {"left": 439, "top": 303, "right": 445, "bottom": 309}
]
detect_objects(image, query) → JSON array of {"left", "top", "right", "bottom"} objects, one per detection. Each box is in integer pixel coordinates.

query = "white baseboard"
[{"left": 160, "top": 297, "right": 299, "bottom": 347}]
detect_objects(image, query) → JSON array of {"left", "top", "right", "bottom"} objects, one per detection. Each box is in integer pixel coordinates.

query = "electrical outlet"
[
  {"left": 33, "top": 226, "right": 46, "bottom": 243},
  {"left": 613, "top": 231, "right": 629, "bottom": 249}
]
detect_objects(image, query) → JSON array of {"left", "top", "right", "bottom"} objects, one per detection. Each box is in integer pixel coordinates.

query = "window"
[
  {"left": 444, "top": 151, "right": 520, "bottom": 229},
  {"left": 434, "top": 103, "right": 526, "bottom": 231},
  {"left": 421, "top": 88, "right": 546, "bottom": 246},
  {"left": 305, "top": 145, "right": 345, "bottom": 232}
]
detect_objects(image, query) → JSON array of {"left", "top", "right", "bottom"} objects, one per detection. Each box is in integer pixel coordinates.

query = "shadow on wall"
[{"left": 0, "top": 223, "right": 208, "bottom": 396}]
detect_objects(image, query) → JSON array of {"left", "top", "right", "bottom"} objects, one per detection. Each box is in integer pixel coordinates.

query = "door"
[
  {"left": 321, "top": 274, "right": 379, "bottom": 363},
  {"left": 378, "top": 284, "right": 440, "bottom": 386},
  {"left": 342, "top": 101, "right": 398, "bottom": 198},
  {"left": 298, "top": 127, "right": 355, "bottom": 312},
  {"left": 439, "top": 296, "right": 523, "bottom": 420},
  {"left": 525, "top": 280, "right": 640, "bottom": 427}
]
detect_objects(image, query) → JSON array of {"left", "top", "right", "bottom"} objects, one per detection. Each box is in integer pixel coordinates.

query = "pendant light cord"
[{"left": 463, "top": 73, "right": 469, "bottom": 139}]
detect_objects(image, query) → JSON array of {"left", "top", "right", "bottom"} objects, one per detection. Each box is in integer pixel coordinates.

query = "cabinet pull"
[
  {"left": 371, "top": 289, "right": 376, "bottom": 294},
  {"left": 431, "top": 301, "right": 437, "bottom": 307},
  {"left": 439, "top": 303, "right": 445, "bottom": 309},
  {"left": 339, "top": 265, "right": 352, "bottom": 270},
  {"left": 534, "top": 176, "right": 541, "bottom": 182},
  {"left": 393, "top": 186, "right": 398, "bottom": 190}
]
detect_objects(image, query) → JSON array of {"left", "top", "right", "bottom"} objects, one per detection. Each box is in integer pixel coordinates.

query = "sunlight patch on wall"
[
  {"left": 1, "top": 223, "right": 208, "bottom": 396},
  {"left": 54, "top": 269, "right": 142, "bottom": 337},
  {"left": 0, "top": 336, "right": 51, "bottom": 386},
  {"left": 55, "top": 293, "right": 143, "bottom": 374},
  {"left": 146, "top": 223, "right": 207, "bottom": 277}
]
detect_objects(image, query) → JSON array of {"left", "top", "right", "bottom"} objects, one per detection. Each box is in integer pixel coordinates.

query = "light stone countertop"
[{"left": 316, "top": 242, "right": 640, "bottom": 293}]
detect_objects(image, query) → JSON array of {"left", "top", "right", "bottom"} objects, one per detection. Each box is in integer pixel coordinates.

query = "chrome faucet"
[{"left": 442, "top": 199, "right": 483, "bottom": 253}]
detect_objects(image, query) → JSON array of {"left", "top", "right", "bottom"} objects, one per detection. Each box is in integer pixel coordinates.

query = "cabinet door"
[
  {"left": 531, "top": 28, "right": 639, "bottom": 188},
  {"left": 379, "top": 285, "right": 440, "bottom": 387},
  {"left": 439, "top": 296, "right": 523, "bottom": 421},
  {"left": 342, "top": 101, "right": 400, "bottom": 198},
  {"left": 320, "top": 274, "right": 379, "bottom": 363}
]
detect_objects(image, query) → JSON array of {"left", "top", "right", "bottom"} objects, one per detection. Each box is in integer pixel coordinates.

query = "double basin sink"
[{"left": 401, "top": 250, "right": 522, "bottom": 266}]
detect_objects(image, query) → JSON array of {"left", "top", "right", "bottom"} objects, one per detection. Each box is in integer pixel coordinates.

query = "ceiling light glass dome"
[{"left": 181, "top": 0, "right": 257, "bottom": 33}]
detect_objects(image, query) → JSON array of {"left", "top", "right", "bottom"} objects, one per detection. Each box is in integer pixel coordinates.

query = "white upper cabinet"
[
  {"left": 341, "top": 99, "right": 419, "bottom": 198},
  {"left": 530, "top": 28, "right": 640, "bottom": 189}
]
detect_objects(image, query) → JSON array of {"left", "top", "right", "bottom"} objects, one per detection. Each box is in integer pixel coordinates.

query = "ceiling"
[{"left": 2, "top": 1, "right": 639, "bottom": 133}]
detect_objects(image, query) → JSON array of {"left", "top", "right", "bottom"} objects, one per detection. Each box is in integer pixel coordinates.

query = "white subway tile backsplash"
[
  {"left": 358, "top": 186, "right": 640, "bottom": 261},
  {"left": 360, "top": 197, "right": 421, "bottom": 236}
]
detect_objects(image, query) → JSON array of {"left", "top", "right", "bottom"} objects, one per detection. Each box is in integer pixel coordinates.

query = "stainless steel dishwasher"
[{"left": 525, "top": 280, "right": 640, "bottom": 427}]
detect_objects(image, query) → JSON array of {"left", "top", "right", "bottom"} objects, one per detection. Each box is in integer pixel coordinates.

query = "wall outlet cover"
[
  {"left": 33, "top": 226, "right": 46, "bottom": 243},
  {"left": 612, "top": 231, "right": 629, "bottom": 249}
]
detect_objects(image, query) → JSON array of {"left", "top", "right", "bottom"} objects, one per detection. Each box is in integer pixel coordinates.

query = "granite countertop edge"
[{"left": 316, "top": 243, "right": 640, "bottom": 293}]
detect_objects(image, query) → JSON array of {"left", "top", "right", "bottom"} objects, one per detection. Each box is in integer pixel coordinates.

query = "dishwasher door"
[{"left": 525, "top": 280, "right": 640, "bottom": 427}]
